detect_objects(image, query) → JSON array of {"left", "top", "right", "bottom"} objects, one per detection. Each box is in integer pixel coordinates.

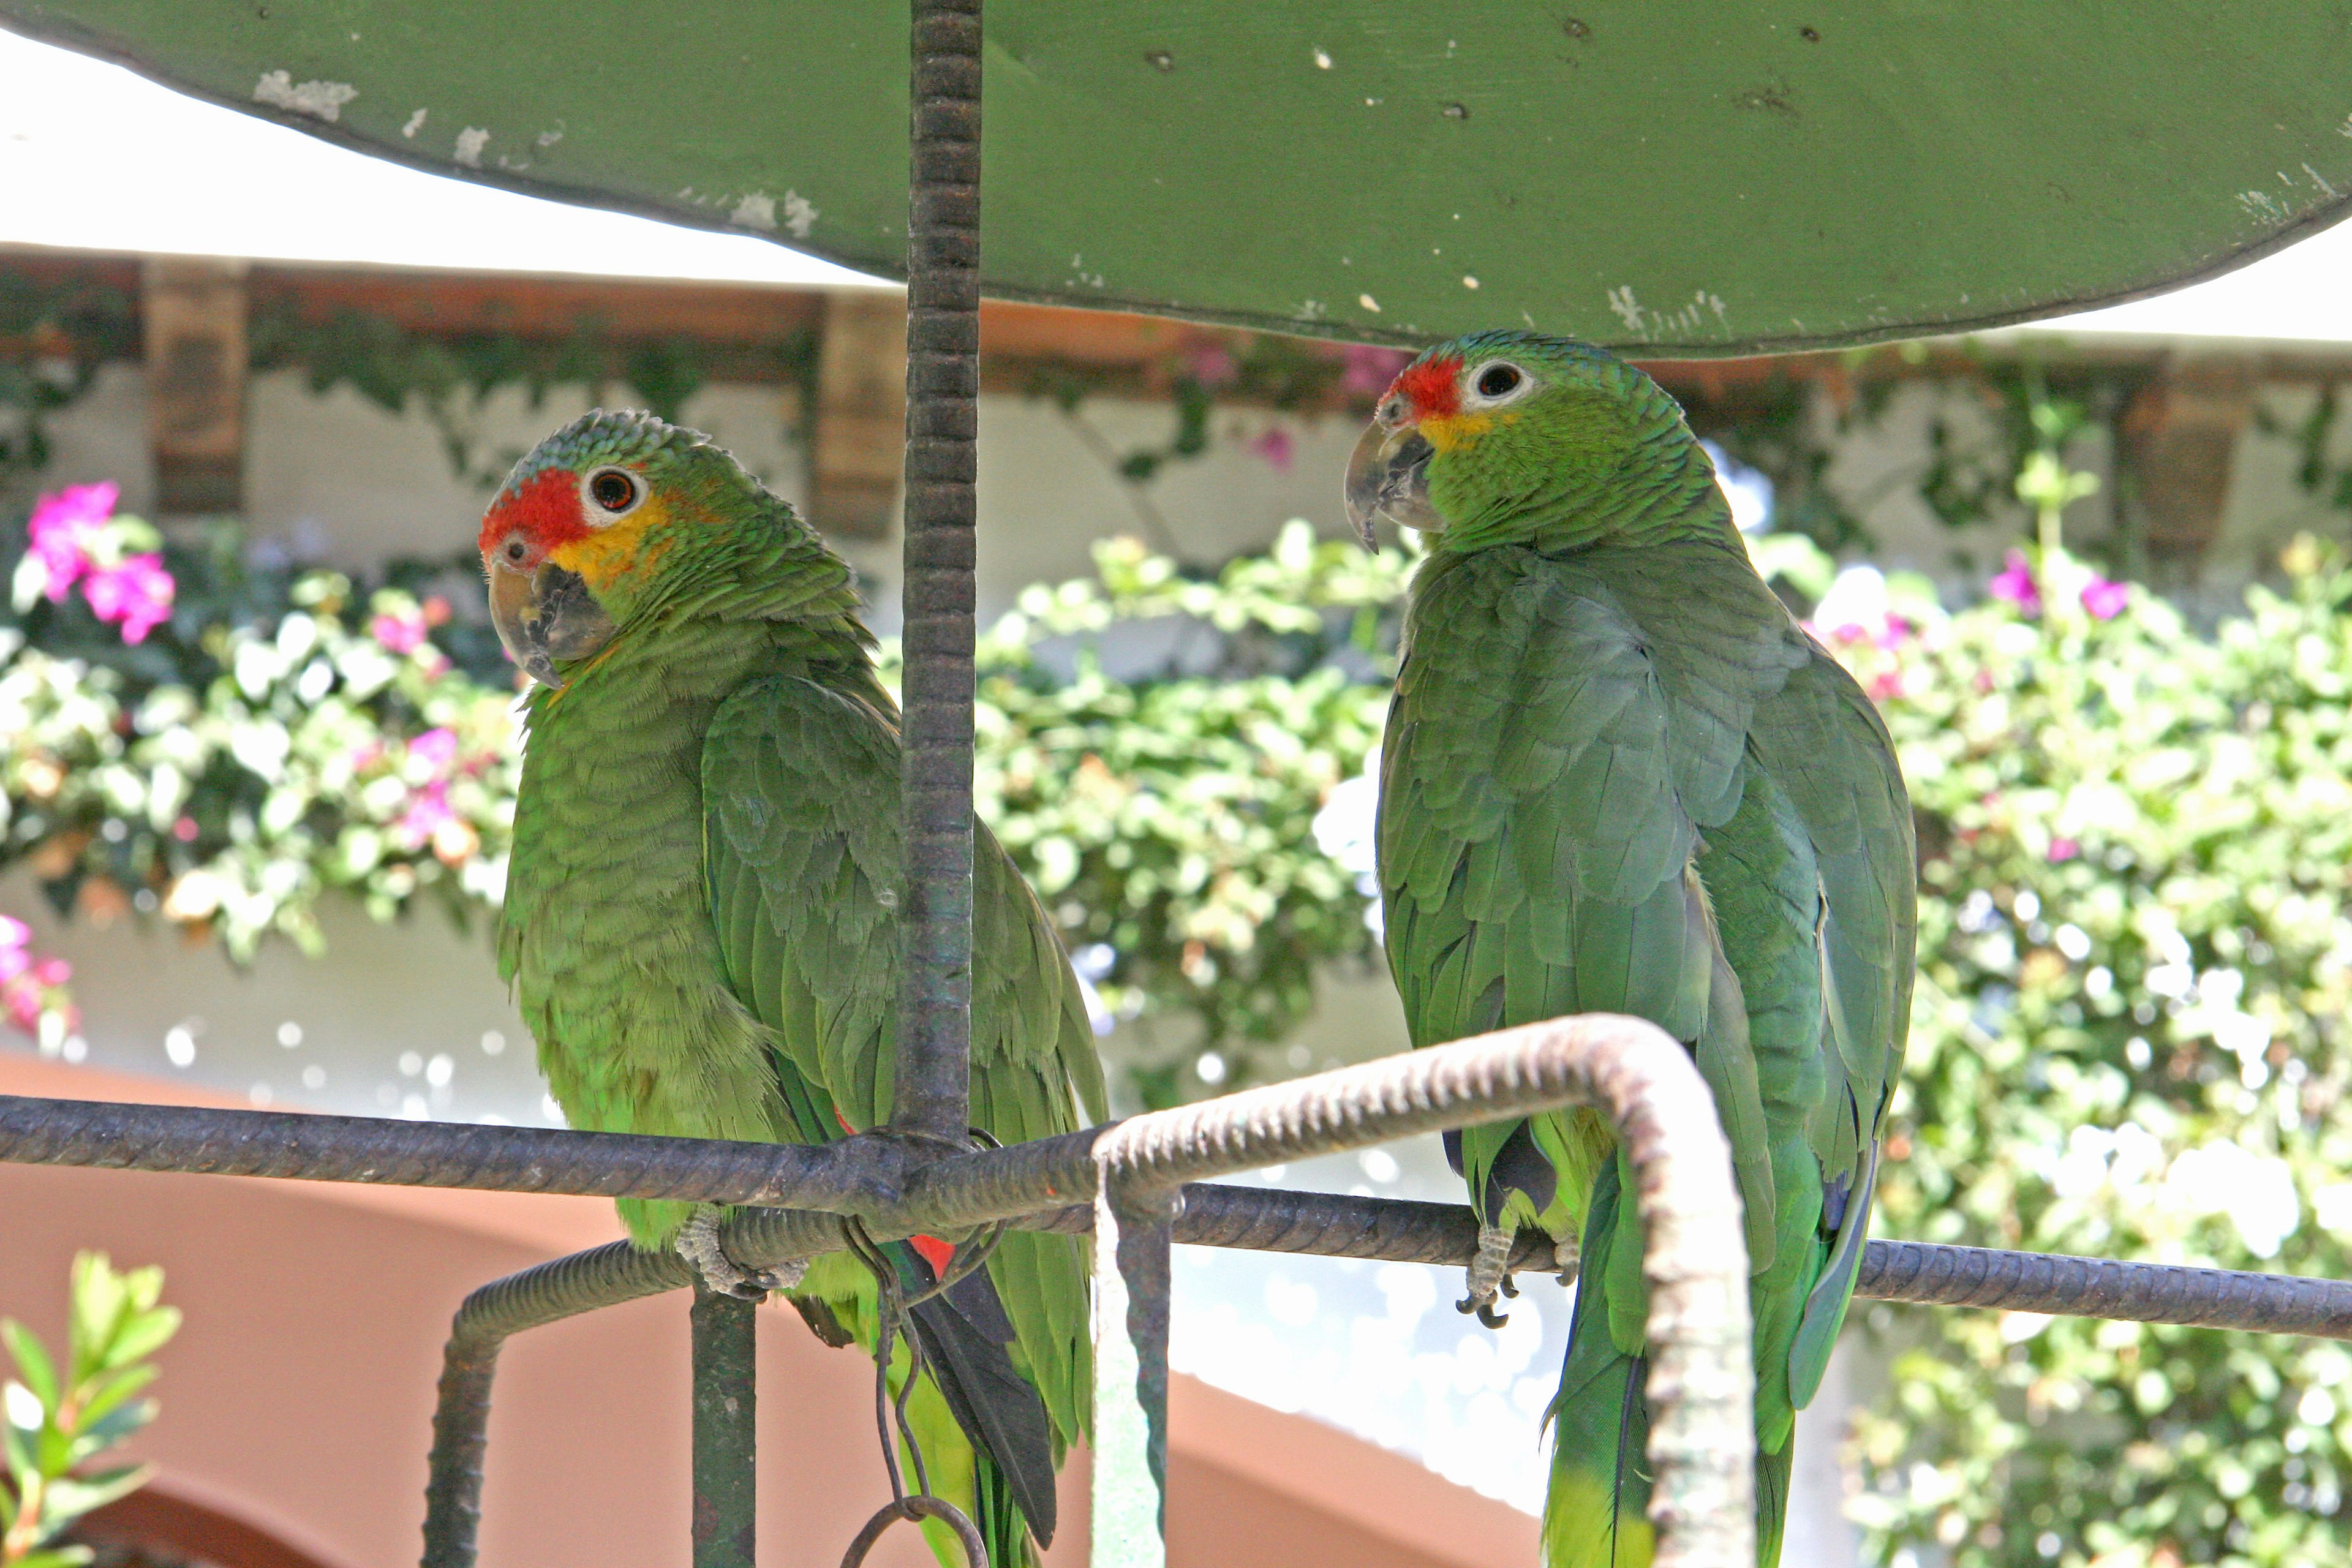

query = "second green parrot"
[
  {"left": 1351, "top": 333, "right": 1916, "bottom": 1567},
  {"left": 480, "top": 410, "right": 1104, "bottom": 1568}
]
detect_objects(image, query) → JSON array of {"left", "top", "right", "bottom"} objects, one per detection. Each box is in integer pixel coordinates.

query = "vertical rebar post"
[
  {"left": 690, "top": 1287, "right": 760, "bottom": 1568},
  {"left": 892, "top": 0, "right": 984, "bottom": 1144},
  {"left": 1091, "top": 1173, "right": 1175, "bottom": 1568}
]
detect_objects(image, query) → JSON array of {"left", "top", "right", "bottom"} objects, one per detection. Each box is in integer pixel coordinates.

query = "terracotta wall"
[{"left": 0, "top": 1055, "right": 1536, "bottom": 1568}]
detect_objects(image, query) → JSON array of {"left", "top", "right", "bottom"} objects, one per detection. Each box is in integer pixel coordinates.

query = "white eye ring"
[
  {"left": 1461, "top": 361, "right": 1532, "bottom": 407},
  {"left": 1377, "top": 394, "right": 1412, "bottom": 428},
  {"left": 581, "top": 466, "right": 645, "bottom": 522}
]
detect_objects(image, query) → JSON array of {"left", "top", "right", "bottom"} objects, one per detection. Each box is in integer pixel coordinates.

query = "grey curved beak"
[
  {"left": 1344, "top": 423, "right": 1440, "bottom": 551},
  {"left": 486, "top": 560, "right": 614, "bottom": 690}
]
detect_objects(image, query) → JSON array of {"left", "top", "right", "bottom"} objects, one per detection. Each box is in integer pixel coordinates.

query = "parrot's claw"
[
  {"left": 1552, "top": 1235, "right": 1581, "bottom": 1286},
  {"left": 1455, "top": 1220, "right": 1517, "bottom": 1328},
  {"left": 675, "top": 1212, "right": 804, "bottom": 1300}
]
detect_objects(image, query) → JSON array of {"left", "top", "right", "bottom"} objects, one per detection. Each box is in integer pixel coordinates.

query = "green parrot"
[
  {"left": 1348, "top": 333, "right": 1915, "bottom": 1567},
  {"left": 478, "top": 409, "right": 1104, "bottom": 1568}
]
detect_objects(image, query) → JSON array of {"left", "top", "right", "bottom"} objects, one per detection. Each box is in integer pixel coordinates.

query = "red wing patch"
[{"left": 910, "top": 1234, "right": 957, "bottom": 1276}]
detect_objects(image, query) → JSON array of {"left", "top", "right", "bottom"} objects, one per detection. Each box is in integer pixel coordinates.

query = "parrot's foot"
[
  {"left": 1551, "top": 1234, "right": 1581, "bottom": 1285},
  {"left": 674, "top": 1212, "right": 807, "bottom": 1300},
  {"left": 1456, "top": 1221, "right": 1517, "bottom": 1329}
]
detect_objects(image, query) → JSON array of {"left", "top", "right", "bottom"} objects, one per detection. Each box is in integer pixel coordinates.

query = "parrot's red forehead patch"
[
  {"left": 478, "top": 467, "right": 594, "bottom": 558},
  {"left": 1394, "top": 356, "right": 1462, "bottom": 419}
]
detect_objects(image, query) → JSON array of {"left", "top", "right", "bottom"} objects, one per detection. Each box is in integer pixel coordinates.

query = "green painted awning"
[{"left": 4, "top": 2, "right": 2350, "bottom": 355}]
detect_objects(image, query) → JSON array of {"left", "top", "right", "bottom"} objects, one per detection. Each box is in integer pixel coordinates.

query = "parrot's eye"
[
  {"left": 497, "top": 535, "right": 530, "bottom": 567},
  {"left": 1469, "top": 362, "right": 1528, "bottom": 402},
  {"left": 584, "top": 467, "right": 643, "bottom": 518},
  {"left": 1378, "top": 395, "right": 1409, "bottom": 427}
]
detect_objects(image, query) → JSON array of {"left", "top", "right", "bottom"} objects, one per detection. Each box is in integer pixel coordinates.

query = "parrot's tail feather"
[
  {"left": 1543, "top": 1161, "right": 1657, "bottom": 1568},
  {"left": 907, "top": 1280, "right": 1059, "bottom": 1549},
  {"left": 1542, "top": 1338, "right": 1656, "bottom": 1568},
  {"left": 1755, "top": 1439, "right": 1794, "bottom": 1568}
]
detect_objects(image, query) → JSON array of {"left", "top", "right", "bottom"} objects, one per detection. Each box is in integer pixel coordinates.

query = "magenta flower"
[
  {"left": 406, "top": 727, "right": 459, "bottom": 776},
  {"left": 1340, "top": 344, "right": 1412, "bottom": 398},
  {"left": 2048, "top": 838, "right": 2081, "bottom": 864},
  {"left": 0, "top": 944, "right": 73, "bottom": 1038},
  {"left": 1250, "top": 426, "right": 1296, "bottom": 472},
  {"left": 393, "top": 780, "right": 456, "bottom": 850},
  {"left": 1183, "top": 345, "right": 1237, "bottom": 388},
  {"left": 371, "top": 607, "right": 429, "bottom": 654},
  {"left": 0, "top": 916, "right": 27, "bottom": 953},
  {"left": 81, "top": 554, "right": 175, "bottom": 643},
  {"left": 1989, "top": 550, "right": 2042, "bottom": 617},
  {"left": 2079, "top": 576, "right": 2128, "bottom": 621},
  {"left": 24, "top": 482, "right": 119, "bottom": 600}
]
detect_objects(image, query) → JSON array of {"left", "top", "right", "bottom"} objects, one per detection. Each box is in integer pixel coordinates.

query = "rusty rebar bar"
[
  {"left": 691, "top": 1286, "right": 760, "bottom": 1568},
  {"left": 421, "top": 1242, "right": 691, "bottom": 1568},
  {"left": 1853, "top": 1238, "right": 2352, "bottom": 1336},
  {"left": 0, "top": 1093, "right": 901, "bottom": 1208},
  {"left": 891, "top": 0, "right": 984, "bottom": 1146}
]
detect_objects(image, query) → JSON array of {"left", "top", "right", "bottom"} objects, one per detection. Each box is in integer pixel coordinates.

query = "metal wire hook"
[{"left": 837, "top": 1496, "right": 990, "bottom": 1568}]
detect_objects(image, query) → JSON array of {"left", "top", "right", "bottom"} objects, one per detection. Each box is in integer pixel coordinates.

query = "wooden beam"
[
  {"left": 2118, "top": 359, "right": 2253, "bottom": 562},
  {"left": 806, "top": 291, "right": 908, "bottom": 540},
  {"left": 141, "top": 257, "right": 248, "bottom": 516}
]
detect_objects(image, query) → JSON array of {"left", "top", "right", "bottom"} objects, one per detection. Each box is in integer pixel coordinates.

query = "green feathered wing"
[
  {"left": 701, "top": 673, "right": 1106, "bottom": 1568},
  {"left": 1378, "top": 536, "right": 1914, "bottom": 1568}
]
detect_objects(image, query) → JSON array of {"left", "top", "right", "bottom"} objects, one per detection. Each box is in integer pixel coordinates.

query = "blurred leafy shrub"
[{"left": 1, "top": 1253, "right": 180, "bottom": 1567}]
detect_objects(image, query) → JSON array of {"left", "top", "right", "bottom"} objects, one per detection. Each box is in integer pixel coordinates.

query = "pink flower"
[
  {"left": 1249, "top": 426, "right": 1296, "bottom": 473},
  {"left": 1874, "top": 615, "right": 1913, "bottom": 651},
  {"left": 371, "top": 606, "right": 429, "bottom": 654},
  {"left": 2048, "top": 838, "right": 2081, "bottom": 864},
  {"left": 0, "top": 916, "right": 27, "bottom": 952},
  {"left": 2080, "top": 577, "right": 2128, "bottom": 620},
  {"left": 1340, "top": 345, "right": 1412, "bottom": 398},
  {"left": 1183, "top": 345, "right": 1237, "bottom": 388},
  {"left": 1989, "top": 550, "right": 2042, "bottom": 617},
  {"left": 406, "top": 728, "right": 459, "bottom": 775},
  {"left": 1868, "top": 670, "right": 1902, "bottom": 702},
  {"left": 24, "top": 482, "right": 119, "bottom": 600},
  {"left": 172, "top": 816, "right": 199, "bottom": 843},
  {"left": 1, "top": 951, "right": 72, "bottom": 1036},
  {"left": 81, "top": 554, "right": 175, "bottom": 643},
  {"left": 393, "top": 780, "right": 456, "bottom": 850}
]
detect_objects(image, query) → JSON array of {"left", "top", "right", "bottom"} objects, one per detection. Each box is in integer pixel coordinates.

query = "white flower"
[{"left": 2167, "top": 1140, "right": 2301, "bottom": 1258}]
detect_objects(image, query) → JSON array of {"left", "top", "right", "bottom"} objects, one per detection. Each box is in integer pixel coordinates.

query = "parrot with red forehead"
[
  {"left": 1348, "top": 331, "right": 1915, "bottom": 1567},
  {"left": 479, "top": 409, "right": 1104, "bottom": 1568}
]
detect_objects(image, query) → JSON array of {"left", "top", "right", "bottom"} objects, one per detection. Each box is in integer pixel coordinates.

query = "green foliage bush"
[
  {"left": 0, "top": 510, "right": 516, "bottom": 965},
  {"left": 1825, "top": 537, "right": 2352, "bottom": 1567}
]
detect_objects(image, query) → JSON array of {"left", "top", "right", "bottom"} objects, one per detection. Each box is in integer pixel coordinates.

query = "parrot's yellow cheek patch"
[
  {"left": 1420, "top": 412, "right": 1496, "bottom": 454},
  {"left": 551, "top": 497, "right": 676, "bottom": 592}
]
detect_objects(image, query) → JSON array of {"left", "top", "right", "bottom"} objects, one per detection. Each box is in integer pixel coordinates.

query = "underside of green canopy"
[{"left": 6, "top": 2, "right": 2351, "bottom": 355}]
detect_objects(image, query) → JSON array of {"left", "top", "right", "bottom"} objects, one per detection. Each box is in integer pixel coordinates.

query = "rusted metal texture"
[
  {"left": 889, "top": 0, "right": 983, "bottom": 1146},
  {"left": 690, "top": 1287, "right": 760, "bottom": 1568},
  {"left": 0, "top": 1093, "right": 900, "bottom": 1210}
]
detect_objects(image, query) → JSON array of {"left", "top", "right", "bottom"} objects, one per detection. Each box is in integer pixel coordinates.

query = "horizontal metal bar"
[
  {"left": 0, "top": 1093, "right": 902, "bottom": 1211},
  {"left": 1854, "top": 1237, "right": 2352, "bottom": 1339},
  {"left": 8, "top": 1087, "right": 2340, "bottom": 1344}
]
